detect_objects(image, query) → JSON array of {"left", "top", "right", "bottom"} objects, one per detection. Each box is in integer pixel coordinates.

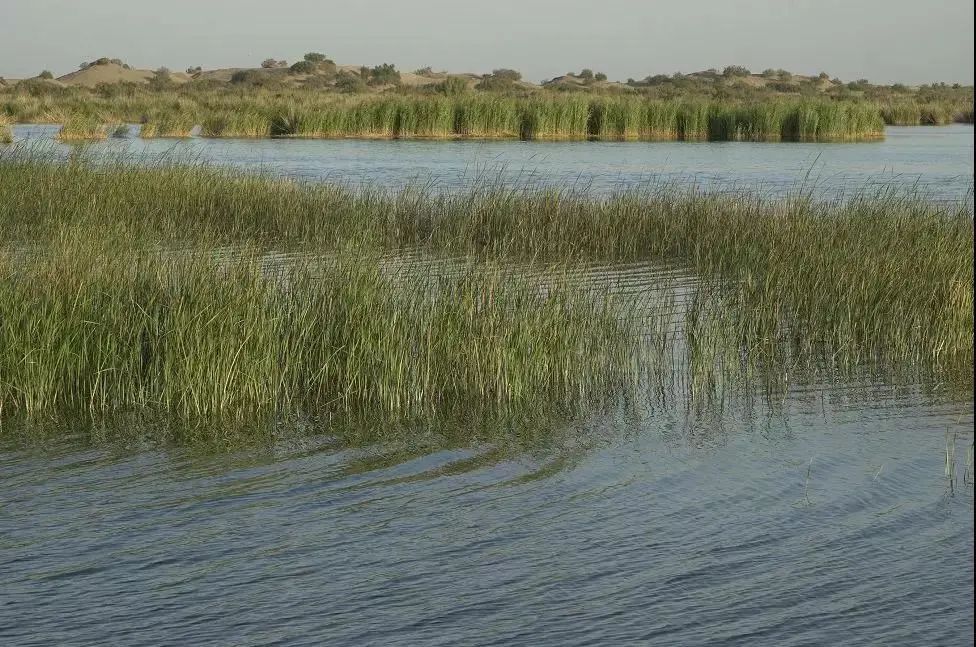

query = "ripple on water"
[{"left": 0, "top": 372, "right": 972, "bottom": 646}]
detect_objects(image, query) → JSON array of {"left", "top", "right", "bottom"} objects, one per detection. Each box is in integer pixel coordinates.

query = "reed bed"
[
  {"left": 0, "top": 154, "right": 972, "bottom": 444},
  {"left": 1, "top": 156, "right": 971, "bottom": 381},
  {"left": 880, "top": 100, "right": 973, "bottom": 126},
  {"left": 140, "top": 111, "right": 197, "bottom": 138},
  {"left": 201, "top": 110, "right": 270, "bottom": 138},
  {"left": 55, "top": 113, "right": 107, "bottom": 141},
  {"left": 1, "top": 94, "right": 889, "bottom": 142},
  {"left": 0, "top": 115, "right": 11, "bottom": 144},
  {"left": 0, "top": 232, "right": 638, "bottom": 421},
  {"left": 218, "top": 97, "right": 885, "bottom": 142}
]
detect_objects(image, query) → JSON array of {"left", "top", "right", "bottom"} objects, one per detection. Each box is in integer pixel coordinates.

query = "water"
[
  {"left": 1, "top": 378, "right": 973, "bottom": 646},
  {"left": 2, "top": 128, "right": 974, "bottom": 645},
  {"left": 8, "top": 124, "right": 975, "bottom": 203}
]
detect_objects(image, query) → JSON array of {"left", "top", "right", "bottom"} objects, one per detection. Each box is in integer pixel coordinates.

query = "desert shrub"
[
  {"left": 12, "top": 79, "right": 64, "bottom": 97},
  {"left": 290, "top": 60, "right": 317, "bottom": 74},
  {"left": 149, "top": 67, "right": 174, "bottom": 90},
  {"left": 38, "top": 70, "right": 54, "bottom": 80},
  {"left": 231, "top": 70, "right": 262, "bottom": 84},
  {"left": 368, "top": 63, "right": 400, "bottom": 85},
  {"left": 302, "top": 75, "right": 333, "bottom": 89},
  {"left": 95, "top": 81, "right": 139, "bottom": 98},
  {"left": 595, "top": 72, "right": 608, "bottom": 82},
  {"left": 415, "top": 66, "right": 434, "bottom": 76},
  {"left": 722, "top": 65, "right": 751, "bottom": 78},
  {"left": 580, "top": 69, "right": 594, "bottom": 81},
  {"left": 476, "top": 69, "right": 522, "bottom": 91},
  {"left": 439, "top": 75, "right": 469, "bottom": 96},
  {"left": 304, "top": 52, "right": 328, "bottom": 63},
  {"left": 336, "top": 73, "right": 368, "bottom": 93}
]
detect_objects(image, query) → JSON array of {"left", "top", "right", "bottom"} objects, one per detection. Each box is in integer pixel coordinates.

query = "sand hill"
[{"left": 56, "top": 62, "right": 190, "bottom": 87}]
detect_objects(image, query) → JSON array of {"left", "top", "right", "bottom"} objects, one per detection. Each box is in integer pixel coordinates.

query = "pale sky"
[{"left": 1, "top": 0, "right": 973, "bottom": 84}]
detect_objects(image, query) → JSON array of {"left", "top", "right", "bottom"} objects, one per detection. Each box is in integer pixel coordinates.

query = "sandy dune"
[{"left": 56, "top": 63, "right": 190, "bottom": 87}]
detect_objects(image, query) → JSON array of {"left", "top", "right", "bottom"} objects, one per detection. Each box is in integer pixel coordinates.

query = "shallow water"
[
  {"left": 2, "top": 128, "right": 974, "bottom": 645},
  {"left": 1, "top": 375, "right": 973, "bottom": 646},
  {"left": 8, "top": 124, "right": 975, "bottom": 203}
]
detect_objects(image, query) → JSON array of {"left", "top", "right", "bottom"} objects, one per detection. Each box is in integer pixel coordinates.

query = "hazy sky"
[{"left": 2, "top": 0, "right": 973, "bottom": 84}]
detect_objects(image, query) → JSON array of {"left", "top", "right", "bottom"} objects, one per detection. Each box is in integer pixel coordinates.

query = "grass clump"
[
  {"left": 0, "top": 115, "right": 12, "bottom": 144},
  {"left": 0, "top": 235, "right": 637, "bottom": 422},
  {"left": 140, "top": 111, "right": 196, "bottom": 138},
  {"left": 55, "top": 114, "right": 106, "bottom": 140}
]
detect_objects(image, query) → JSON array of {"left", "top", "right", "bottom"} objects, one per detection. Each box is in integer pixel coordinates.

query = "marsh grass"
[
  {"left": 2, "top": 93, "right": 889, "bottom": 142},
  {"left": 56, "top": 114, "right": 107, "bottom": 141},
  {"left": 201, "top": 109, "right": 270, "bottom": 138},
  {"left": 0, "top": 115, "right": 12, "bottom": 144},
  {"left": 0, "top": 156, "right": 972, "bottom": 431},
  {"left": 0, "top": 233, "right": 638, "bottom": 421},
  {"left": 881, "top": 100, "right": 971, "bottom": 126},
  {"left": 140, "top": 111, "right": 196, "bottom": 138}
]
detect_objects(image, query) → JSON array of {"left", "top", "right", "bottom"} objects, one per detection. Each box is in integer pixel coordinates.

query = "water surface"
[
  {"left": 8, "top": 124, "right": 975, "bottom": 203},
  {"left": 2, "top": 126, "right": 974, "bottom": 646},
  {"left": 1, "top": 374, "right": 973, "bottom": 646}
]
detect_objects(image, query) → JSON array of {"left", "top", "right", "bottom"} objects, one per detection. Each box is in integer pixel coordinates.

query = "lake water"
[
  {"left": 1, "top": 127, "right": 974, "bottom": 646},
  {"left": 1, "top": 376, "right": 973, "bottom": 646},
  {"left": 6, "top": 124, "right": 975, "bottom": 203}
]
